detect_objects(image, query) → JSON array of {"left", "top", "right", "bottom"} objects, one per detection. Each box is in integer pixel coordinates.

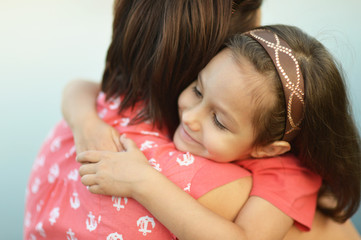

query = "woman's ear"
[{"left": 250, "top": 141, "right": 291, "bottom": 158}]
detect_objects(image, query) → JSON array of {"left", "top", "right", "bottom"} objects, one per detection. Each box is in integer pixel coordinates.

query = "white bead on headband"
[{"left": 244, "top": 29, "right": 305, "bottom": 142}]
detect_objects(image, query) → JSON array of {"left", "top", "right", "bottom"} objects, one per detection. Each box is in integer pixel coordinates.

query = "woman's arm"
[{"left": 61, "top": 79, "right": 122, "bottom": 153}]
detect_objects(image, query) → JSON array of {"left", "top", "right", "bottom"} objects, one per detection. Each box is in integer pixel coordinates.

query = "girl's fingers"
[
  {"left": 88, "top": 185, "right": 105, "bottom": 195},
  {"left": 78, "top": 163, "right": 97, "bottom": 176},
  {"left": 76, "top": 150, "right": 102, "bottom": 163},
  {"left": 80, "top": 174, "right": 97, "bottom": 186}
]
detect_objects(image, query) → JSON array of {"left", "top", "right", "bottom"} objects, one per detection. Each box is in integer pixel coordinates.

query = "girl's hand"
[
  {"left": 73, "top": 116, "right": 123, "bottom": 154},
  {"left": 77, "top": 135, "right": 154, "bottom": 197}
]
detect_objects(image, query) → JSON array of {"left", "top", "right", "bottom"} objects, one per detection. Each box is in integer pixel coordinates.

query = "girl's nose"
[{"left": 181, "top": 106, "right": 202, "bottom": 132}]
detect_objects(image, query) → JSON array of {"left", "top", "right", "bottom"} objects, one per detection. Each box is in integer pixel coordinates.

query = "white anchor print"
[
  {"left": 108, "top": 97, "right": 121, "bottom": 110},
  {"left": 70, "top": 192, "right": 80, "bottom": 209},
  {"left": 66, "top": 228, "right": 78, "bottom": 240},
  {"left": 24, "top": 212, "right": 31, "bottom": 228},
  {"left": 137, "top": 216, "right": 156, "bottom": 236},
  {"left": 98, "top": 108, "right": 108, "bottom": 119},
  {"left": 49, "top": 207, "right": 60, "bottom": 225},
  {"left": 184, "top": 183, "right": 191, "bottom": 192},
  {"left": 120, "top": 118, "right": 130, "bottom": 127},
  {"left": 148, "top": 158, "right": 162, "bottom": 172},
  {"left": 86, "top": 212, "right": 101, "bottom": 232},
  {"left": 31, "top": 177, "right": 41, "bottom": 194},
  {"left": 32, "top": 155, "right": 45, "bottom": 171},
  {"left": 48, "top": 164, "right": 59, "bottom": 183},
  {"left": 65, "top": 145, "right": 76, "bottom": 158},
  {"left": 176, "top": 152, "right": 195, "bottom": 166},
  {"left": 50, "top": 137, "right": 62, "bottom": 152},
  {"left": 67, "top": 169, "right": 79, "bottom": 181},
  {"left": 140, "top": 130, "right": 160, "bottom": 137},
  {"left": 35, "top": 222, "right": 46, "bottom": 237},
  {"left": 106, "top": 232, "right": 123, "bottom": 240},
  {"left": 36, "top": 200, "right": 44, "bottom": 212},
  {"left": 140, "top": 140, "right": 158, "bottom": 151},
  {"left": 112, "top": 196, "right": 128, "bottom": 211},
  {"left": 29, "top": 233, "right": 37, "bottom": 240}
]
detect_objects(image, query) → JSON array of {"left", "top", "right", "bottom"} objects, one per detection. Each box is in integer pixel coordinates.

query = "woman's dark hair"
[
  {"left": 227, "top": 24, "right": 361, "bottom": 222},
  {"left": 101, "top": 0, "right": 262, "bottom": 135}
]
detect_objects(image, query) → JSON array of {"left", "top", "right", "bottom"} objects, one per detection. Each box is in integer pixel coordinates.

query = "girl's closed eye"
[
  {"left": 212, "top": 113, "right": 227, "bottom": 131},
  {"left": 192, "top": 86, "right": 202, "bottom": 98}
]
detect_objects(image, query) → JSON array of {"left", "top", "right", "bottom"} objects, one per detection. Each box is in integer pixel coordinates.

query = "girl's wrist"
[{"left": 131, "top": 165, "right": 164, "bottom": 201}]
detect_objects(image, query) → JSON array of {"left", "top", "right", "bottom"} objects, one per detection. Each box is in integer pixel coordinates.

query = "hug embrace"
[{"left": 25, "top": 1, "right": 361, "bottom": 239}]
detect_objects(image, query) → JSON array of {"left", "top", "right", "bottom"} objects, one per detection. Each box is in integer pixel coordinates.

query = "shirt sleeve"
[
  {"left": 190, "top": 160, "right": 251, "bottom": 199},
  {"left": 237, "top": 154, "right": 322, "bottom": 231}
]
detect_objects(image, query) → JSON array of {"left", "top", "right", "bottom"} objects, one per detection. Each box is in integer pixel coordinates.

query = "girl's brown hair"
[
  {"left": 227, "top": 25, "right": 361, "bottom": 222},
  {"left": 101, "top": 0, "right": 262, "bottom": 134}
]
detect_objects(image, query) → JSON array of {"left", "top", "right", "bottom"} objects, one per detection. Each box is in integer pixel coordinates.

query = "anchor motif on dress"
[
  {"left": 65, "top": 145, "right": 76, "bottom": 158},
  {"left": 98, "top": 108, "right": 108, "bottom": 119},
  {"left": 140, "top": 130, "right": 159, "bottom": 137},
  {"left": 112, "top": 196, "right": 128, "bottom": 211},
  {"left": 50, "top": 137, "right": 62, "bottom": 152},
  {"left": 48, "top": 164, "right": 59, "bottom": 183},
  {"left": 24, "top": 212, "right": 31, "bottom": 228},
  {"left": 106, "top": 232, "right": 123, "bottom": 240},
  {"left": 35, "top": 222, "right": 46, "bottom": 237},
  {"left": 120, "top": 118, "right": 130, "bottom": 127},
  {"left": 67, "top": 169, "right": 79, "bottom": 181},
  {"left": 66, "top": 228, "right": 78, "bottom": 240},
  {"left": 137, "top": 216, "right": 155, "bottom": 236},
  {"left": 33, "top": 155, "right": 45, "bottom": 170},
  {"left": 31, "top": 177, "right": 41, "bottom": 194},
  {"left": 36, "top": 200, "right": 44, "bottom": 212},
  {"left": 49, "top": 207, "right": 60, "bottom": 225},
  {"left": 86, "top": 212, "right": 101, "bottom": 232},
  {"left": 29, "top": 233, "right": 36, "bottom": 240},
  {"left": 70, "top": 192, "right": 80, "bottom": 209},
  {"left": 148, "top": 158, "right": 162, "bottom": 172},
  {"left": 176, "top": 152, "right": 195, "bottom": 166},
  {"left": 184, "top": 183, "right": 191, "bottom": 192},
  {"left": 108, "top": 97, "right": 121, "bottom": 110},
  {"left": 140, "top": 140, "right": 158, "bottom": 151}
]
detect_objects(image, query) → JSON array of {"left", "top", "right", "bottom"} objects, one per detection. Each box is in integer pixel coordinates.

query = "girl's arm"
[
  {"left": 77, "top": 142, "right": 359, "bottom": 240},
  {"left": 61, "top": 79, "right": 122, "bottom": 153},
  {"left": 77, "top": 136, "right": 293, "bottom": 240}
]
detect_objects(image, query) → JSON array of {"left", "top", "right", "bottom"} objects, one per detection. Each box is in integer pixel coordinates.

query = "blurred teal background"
[{"left": 0, "top": 0, "right": 360, "bottom": 238}]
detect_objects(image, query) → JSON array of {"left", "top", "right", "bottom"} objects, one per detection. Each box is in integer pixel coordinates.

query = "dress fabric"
[
  {"left": 24, "top": 93, "right": 251, "bottom": 240},
  {"left": 24, "top": 93, "right": 321, "bottom": 239}
]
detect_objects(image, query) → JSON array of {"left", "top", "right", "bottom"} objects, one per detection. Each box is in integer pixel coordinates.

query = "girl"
[{"left": 74, "top": 25, "right": 361, "bottom": 239}]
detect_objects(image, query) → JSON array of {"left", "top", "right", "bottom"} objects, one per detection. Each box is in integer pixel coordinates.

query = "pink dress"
[{"left": 24, "top": 93, "right": 321, "bottom": 239}]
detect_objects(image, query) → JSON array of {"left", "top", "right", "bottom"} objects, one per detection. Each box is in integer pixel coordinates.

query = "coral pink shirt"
[
  {"left": 24, "top": 93, "right": 251, "bottom": 240},
  {"left": 24, "top": 93, "right": 321, "bottom": 239}
]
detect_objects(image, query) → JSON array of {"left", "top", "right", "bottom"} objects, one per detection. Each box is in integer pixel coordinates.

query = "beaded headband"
[
  {"left": 244, "top": 29, "right": 305, "bottom": 142},
  {"left": 231, "top": 0, "right": 241, "bottom": 14}
]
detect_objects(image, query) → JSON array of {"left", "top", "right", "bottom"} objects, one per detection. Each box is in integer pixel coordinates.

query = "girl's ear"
[{"left": 250, "top": 141, "right": 291, "bottom": 158}]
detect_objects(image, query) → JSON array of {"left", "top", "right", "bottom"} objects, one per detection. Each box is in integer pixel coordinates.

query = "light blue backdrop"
[{"left": 0, "top": 0, "right": 360, "bottom": 238}]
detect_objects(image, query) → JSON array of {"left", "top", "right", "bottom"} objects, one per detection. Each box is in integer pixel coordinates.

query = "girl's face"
[{"left": 173, "top": 49, "right": 265, "bottom": 162}]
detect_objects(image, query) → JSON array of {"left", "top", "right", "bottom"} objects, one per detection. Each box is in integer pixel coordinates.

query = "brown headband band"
[{"left": 244, "top": 29, "right": 305, "bottom": 142}]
